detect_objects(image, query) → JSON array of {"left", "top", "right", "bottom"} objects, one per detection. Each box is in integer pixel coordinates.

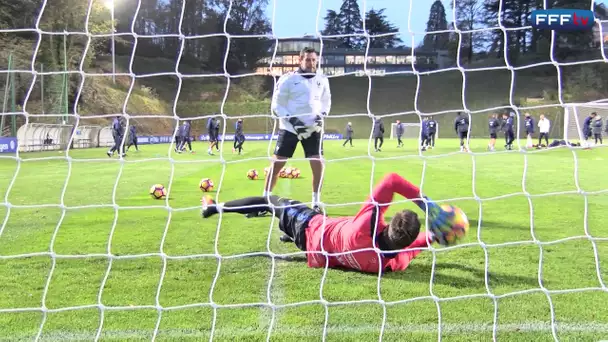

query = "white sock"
[
  {"left": 312, "top": 192, "right": 320, "bottom": 206},
  {"left": 263, "top": 190, "right": 271, "bottom": 197}
]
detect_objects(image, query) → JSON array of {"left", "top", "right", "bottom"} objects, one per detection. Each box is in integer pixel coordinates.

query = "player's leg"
[
  {"left": 543, "top": 132, "right": 549, "bottom": 146},
  {"left": 201, "top": 195, "right": 277, "bottom": 217},
  {"left": 302, "top": 131, "right": 324, "bottom": 210},
  {"left": 379, "top": 136, "right": 384, "bottom": 149},
  {"left": 264, "top": 130, "right": 297, "bottom": 197}
]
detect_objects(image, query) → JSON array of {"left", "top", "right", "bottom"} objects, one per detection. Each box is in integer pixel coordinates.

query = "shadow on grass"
[{"left": 384, "top": 261, "right": 541, "bottom": 289}]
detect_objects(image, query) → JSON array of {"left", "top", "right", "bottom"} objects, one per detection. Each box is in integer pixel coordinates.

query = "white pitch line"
[{"left": 20, "top": 322, "right": 608, "bottom": 341}]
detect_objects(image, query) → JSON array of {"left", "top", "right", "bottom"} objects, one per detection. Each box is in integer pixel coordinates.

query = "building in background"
[{"left": 255, "top": 36, "right": 449, "bottom": 77}]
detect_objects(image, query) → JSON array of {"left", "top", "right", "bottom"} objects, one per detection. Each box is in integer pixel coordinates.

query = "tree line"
[{"left": 1, "top": 0, "right": 606, "bottom": 75}]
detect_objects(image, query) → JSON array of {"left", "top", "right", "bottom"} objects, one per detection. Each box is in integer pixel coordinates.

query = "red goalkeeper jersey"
[{"left": 305, "top": 173, "right": 431, "bottom": 273}]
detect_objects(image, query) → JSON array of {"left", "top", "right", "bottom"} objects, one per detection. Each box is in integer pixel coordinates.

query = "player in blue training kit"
[
  {"left": 591, "top": 112, "right": 603, "bottom": 145},
  {"left": 373, "top": 117, "right": 385, "bottom": 152},
  {"left": 524, "top": 113, "right": 535, "bottom": 148},
  {"left": 233, "top": 119, "right": 245, "bottom": 154},
  {"left": 214, "top": 119, "right": 221, "bottom": 152},
  {"left": 343, "top": 122, "right": 353, "bottom": 147},
  {"left": 178, "top": 120, "right": 193, "bottom": 153},
  {"left": 454, "top": 112, "right": 469, "bottom": 152},
  {"left": 487, "top": 114, "right": 500, "bottom": 151},
  {"left": 427, "top": 117, "right": 437, "bottom": 149},
  {"left": 395, "top": 120, "right": 404, "bottom": 148},
  {"left": 126, "top": 124, "right": 139, "bottom": 152},
  {"left": 420, "top": 118, "right": 429, "bottom": 151},
  {"left": 502, "top": 112, "right": 515, "bottom": 150},
  {"left": 583, "top": 114, "right": 593, "bottom": 144},
  {"left": 206, "top": 116, "right": 218, "bottom": 155},
  {"left": 107, "top": 116, "right": 126, "bottom": 157}
]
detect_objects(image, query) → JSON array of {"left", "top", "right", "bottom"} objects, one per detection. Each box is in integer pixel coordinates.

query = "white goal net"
[
  {"left": 1, "top": 0, "right": 608, "bottom": 341},
  {"left": 390, "top": 122, "right": 440, "bottom": 140}
]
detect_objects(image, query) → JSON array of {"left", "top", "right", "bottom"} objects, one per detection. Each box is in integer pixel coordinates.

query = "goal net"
[
  {"left": 390, "top": 122, "right": 440, "bottom": 140},
  {"left": 1, "top": 0, "right": 608, "bottom": 341}
]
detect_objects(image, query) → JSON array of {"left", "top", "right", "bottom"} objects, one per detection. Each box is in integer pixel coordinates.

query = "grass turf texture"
[{"left": 0, "top": 138, "right": 607, "bottom": 342}]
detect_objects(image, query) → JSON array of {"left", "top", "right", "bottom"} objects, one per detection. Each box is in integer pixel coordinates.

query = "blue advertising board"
[
  {"left": 197, "top": 133, "right": 343, "bottom": 141},
  {"left": 0, "top": 137, "right": 17, "bottom": 153}
]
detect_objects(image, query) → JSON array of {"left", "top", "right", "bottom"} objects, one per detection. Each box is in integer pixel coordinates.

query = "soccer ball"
[
  {"left": 284, "top": 167, "right": 295, "bottom": 179},
  {"left": 247, "top": 169, "right": 259, "bottom": 180},
  {"left": 292, "top": 168, "right": 301, "bottom": 178},
  {"left": 430, "top": 204, "right": 469, "bottom": 246},
  {"left": 199, "top": 178, "right": 214, "bottom": 192},
  {"left": 278, "top": 167, "right": 287, "bottom": 178},
  {"left": 149, "top": 184, "right": 167, "bottom": 199}
]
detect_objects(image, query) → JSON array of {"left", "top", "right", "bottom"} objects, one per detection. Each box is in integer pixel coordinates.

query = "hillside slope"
[{"left": 14, "top": 54, "right": 596, "bottom": 138}]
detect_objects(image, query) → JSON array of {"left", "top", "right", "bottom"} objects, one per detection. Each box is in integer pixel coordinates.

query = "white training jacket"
[
  {"left": 271, "top": 70, "right": 332, "bottom": 135},
  {"left": 538, "top": 118, "right": 550, "bottom": 133}
]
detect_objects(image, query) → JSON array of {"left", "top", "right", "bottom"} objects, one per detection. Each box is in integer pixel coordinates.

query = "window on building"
[
  {"left": 367, "top": 56, "right": 376, "bottom": 64},
  {"left": 273, "top": 56, "right": 283, "bottom": 64},
  {"left": 283, "top": 55, "right": 293, "bottom": 65},
  {"left": 323, "top": 67, "right": 334, "bottom": 75},
  {"left": 385, "top": 56, "right": 395, "bottom": 64},
  {"left": 334, "top": 55, "right": 345, "bottom": 64},
  {"left": 255, "top": 67, "right": 266, "bottom": 75},
  {"left": 396, "top": 56, "right": 406, "bottom": 64},
  {"left": 375, "top": 56, "right": 386, "bottom": 64},
  {"left": 406, "top": 56, "right": 416, "bottom": 64},
  {"left": 355, "top": 56, "right": 365, "bottom": 64},
  {"left": 346, "top": 56, "right": 356, "bottom": 64},
  {"left": 334, "top": 67, "right": 345, "bottom": 75}
]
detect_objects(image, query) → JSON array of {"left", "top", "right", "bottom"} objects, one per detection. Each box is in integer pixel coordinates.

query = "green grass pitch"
[{"left": 0, "top": 138, "right": 607, "bottom": 341}]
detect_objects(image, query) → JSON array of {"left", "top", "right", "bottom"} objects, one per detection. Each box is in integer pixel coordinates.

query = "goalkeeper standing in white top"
[{"left": 264, "top": 47, "right": 331, "bottom": 211}]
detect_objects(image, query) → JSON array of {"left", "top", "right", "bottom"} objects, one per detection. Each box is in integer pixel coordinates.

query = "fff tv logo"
[{"left": 531, "top": 9, "right": 595, "bottom": 31}]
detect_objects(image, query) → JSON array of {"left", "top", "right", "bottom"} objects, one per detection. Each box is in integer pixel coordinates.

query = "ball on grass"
[
  {"left": 149, "top": 184, "right": 167, "bottom": 199},
  {"left": 247, "top": 169, "right": 259, "bottom": 180},
  {"left": 199, "top": 178, "right": 214, "bottom": 192}
]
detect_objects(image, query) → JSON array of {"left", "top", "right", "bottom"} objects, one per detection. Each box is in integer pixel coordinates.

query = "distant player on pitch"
[
  {"left": 373, "top": 116, "right": 385, "bottom": 152},
  {"left": 395, "top": 120, "right": 404, "bottom": 148},
  {"left": 537, "top": 114, "right": 550, "bottom": 147},
  {"left": 426, "top": 116, "right": 437, "bottom": 149},
  {"left": 126, "top": 124, "right": 139, "bottom": 153},
  {"left": 583, "top": 113, "right": 593, "bottom": 146},
  {"left": 263, "top": 47, "right": 331, "bottom": 214},
  {"left": 502, "top": 112, "right": 515, "bottom": 150},
  {"left": 107, "top": 116, "right": 125, "bottom": 158},
  {"left": 201, "top": 172, "right": 452, "bottom": 273},
  {"left": 343, "top": 122, "right": 353, "bottom": 147},
  {"left": 420, "top": 117, "right": 429, "bottom": 151},
  {"left": 178, "top": 120, "right": 193, "bottom": 153},
  {"left": 524, "top": 113, "right": 535, "bottom": 148},
  {"left": 454, "top": 112, "right": 469, "bottom": 152},
  {"left": 591, "top": 112, "right": 603, "bottom": 145},
  {"left": 233, "top": 118, "right": 245, "bottom": 154},
  {"left": 206, "top": 116, "right": 218, "bottom": 155},
  {"left": 487, "top": 113, "right": 500, "bottom": 151}
]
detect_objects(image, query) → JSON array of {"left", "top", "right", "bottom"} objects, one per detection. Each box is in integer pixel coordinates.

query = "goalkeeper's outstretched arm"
[{"left": 359, "top": 173, "right": 432, "bottom": 218}]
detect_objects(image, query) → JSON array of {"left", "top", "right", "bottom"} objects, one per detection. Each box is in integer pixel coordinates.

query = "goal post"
[
  {"left": 564, "top": 104, "right": 608, "bottom": 146},
  {"left": 390, "top": 122, "right": 439, "bottom": 140}
]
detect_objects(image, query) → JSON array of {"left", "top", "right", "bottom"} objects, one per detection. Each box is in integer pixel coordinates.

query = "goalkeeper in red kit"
[{"left": 200, "top": 173, "right": 447, "bottom": 273}]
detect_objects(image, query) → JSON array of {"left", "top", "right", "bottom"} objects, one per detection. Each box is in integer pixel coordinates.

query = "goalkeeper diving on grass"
[{"left": 200, "top": 173, "right": 469, "bottom": 273}]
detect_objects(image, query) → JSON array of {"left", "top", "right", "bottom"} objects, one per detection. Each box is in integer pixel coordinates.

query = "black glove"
[{"left": 288, "top": 117, "right": 313, "bottom": 140}]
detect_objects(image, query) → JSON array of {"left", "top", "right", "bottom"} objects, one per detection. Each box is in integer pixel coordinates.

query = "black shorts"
[
  {"left": 274, "top": 129, "right": 322, "bottom": 158},
  {"left": 458, "top": 131, "right": 467, "bottom": 139},
  {"left": 275, "top": 198, "right": 320, "bottom": 251},
  {"left": 490, "top": 132, "right": 497, "bottom": 139},
  {"left": 208, "top": 131, "right": 217, "bottom": 142}
]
